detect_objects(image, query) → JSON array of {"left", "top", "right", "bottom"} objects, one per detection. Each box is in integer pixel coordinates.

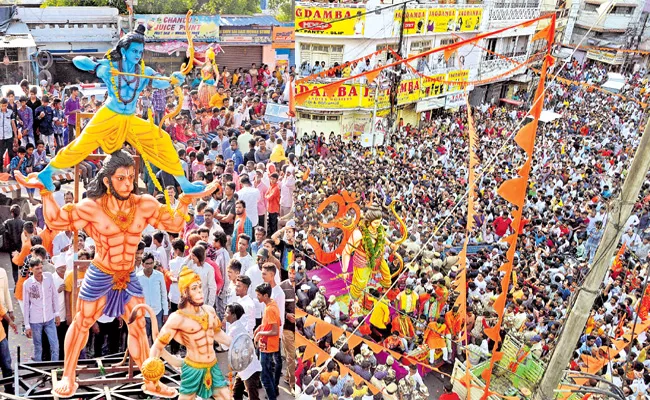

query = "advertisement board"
[
  {"left": 272, "top": 27, "right": 295, "bottom": 49},
  {"left": 220, "top": 26, "right": 272, "bottom": 44},
  {"left": 447, "top": 69, "right": 470, "bottom": 92},
  {"left": 427, "top": 8, "right": 457, "bottom": 33},
  {"left": 296, "top": 83, "right": 362, "bottom": 108},
  {"left": 393, "top": 8, "right": 428, "bottom": 36},
  {"left": 457, "top": 8, "right": 482, "bottom": 32},
  {"left": 135, "top": 14, "right": 220, "bottom": 42},
  {"left": 295, "top": 7, "right": 365, "bottom": 36},
  {"left": 445, "top": 92, "right": 467, "bottom": 109},
  {"left": 421, "top": 73, "right": 447, "bottom": 98},
  {"left": 397, "top": 78, "right": 422, "bottom": 105}
]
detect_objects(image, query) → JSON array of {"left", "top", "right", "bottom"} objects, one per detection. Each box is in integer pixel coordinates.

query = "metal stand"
[{"left": 0, "top": 354, "right": 181, "bottom": 399}]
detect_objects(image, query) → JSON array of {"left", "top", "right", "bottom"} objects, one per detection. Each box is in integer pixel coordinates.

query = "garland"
[
  {"left": 105, "top": 50, "right": 146, "bottom": 105},
  {"left": 360, "top": 224, "right": 385, "bottom": 269}
]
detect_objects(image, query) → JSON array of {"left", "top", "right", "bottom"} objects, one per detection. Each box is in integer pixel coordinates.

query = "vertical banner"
[
  {"left": 457, "top": 8, "right": 483, "bottom": 32},
  {"left": 393, "top": 8, "right": 427, "bottom": 36},
  {"left": 426, "top": 8, "right": 458, "bottom": 33},
  {"left": 295, "top": 6, "right": 366, "bottom": 36}
]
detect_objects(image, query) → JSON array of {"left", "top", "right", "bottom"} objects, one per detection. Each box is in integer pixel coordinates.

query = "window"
[
  {"left": 312, "top": 115, "right": 326, "bottom": 121},
  {"left": 483, "top": 38, "right": 498, "bottom": 61},
  {"left": 410, "top": 40, "right": 432, "bottom": 71},
  {"left": 327, "top": 116, "right": 340, "bottom": 121},
  {"left": 584, "top": 3, "right": 598, "bottom": 12},
  {"left": 375, "top": 44, "right": 399, "bottom": 65},
  {"left": 612, "top": 5, "right": 634, "bottom": 14},
  {"left": 299, "top": 113, "right": 311, "bottom": 119},
  {"left": 300, "top": 44, "right": 344, "bottom": 72}
]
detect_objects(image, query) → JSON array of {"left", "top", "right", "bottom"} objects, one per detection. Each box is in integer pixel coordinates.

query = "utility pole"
[
  {"left": 534, "top": 116, "right": 650, "bottom": 400},
  {"left": 389, "top": 1, "right": 407, "bottom": 135}
]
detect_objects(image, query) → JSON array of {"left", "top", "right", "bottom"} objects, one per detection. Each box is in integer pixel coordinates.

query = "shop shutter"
[{"left": 216, "top": 46, "right": 263, "bottom": 72}]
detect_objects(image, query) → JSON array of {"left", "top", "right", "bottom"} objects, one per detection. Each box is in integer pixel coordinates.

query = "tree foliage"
[
  {"left": 267, "top": 0, "right": 292, "bottom": 22},
  {"left": 42, "top": 0, "right": 260, "bottom": 15}
]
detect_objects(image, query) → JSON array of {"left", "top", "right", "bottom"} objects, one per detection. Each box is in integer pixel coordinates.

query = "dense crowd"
[
  {"left": 294, "top": 59, "right": 650, "bottom": 399},
  {"left": 0, "top": 58, "right": 297, "bottom": 400}
]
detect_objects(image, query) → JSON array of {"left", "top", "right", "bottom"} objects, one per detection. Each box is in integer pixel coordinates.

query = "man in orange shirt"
[
  {"left": 265, "top": 172, "right": 280, "bottom": 235},
  {"left": 254, "top": 282, "right": 281, "bottom": 400}
]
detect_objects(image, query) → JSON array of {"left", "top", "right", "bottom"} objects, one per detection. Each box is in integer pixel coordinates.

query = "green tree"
[
  {"left": 43, "top": 0, "right": 260, "bottom": 15},
  {"left": 267, "top": 0, "right": 292, "bottom": 22}
]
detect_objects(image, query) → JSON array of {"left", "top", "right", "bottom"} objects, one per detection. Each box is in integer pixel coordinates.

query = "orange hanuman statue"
[{"left": 16, "top": 150, "right": 217, "bottom": 398}]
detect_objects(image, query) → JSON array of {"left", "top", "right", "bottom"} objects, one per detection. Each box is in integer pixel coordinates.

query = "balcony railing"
[
  {"left": 492, "top": 0, "right": 539, "bottom": 8},
  {"left": 489, "top": 6, "right": 540, "bottom": 22},
  {"left": 477, "top": 54, "right": 528, "bottom": 81}
]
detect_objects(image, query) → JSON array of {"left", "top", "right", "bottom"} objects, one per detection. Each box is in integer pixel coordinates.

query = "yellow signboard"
[
  {"left": 422, "top": 73, "right": 447, "bottom": 98},
  {"left": 360, "top": 87, "right": 390, "bottom": 109},
  {"left": 426, "top": 8, "right": 457, "bottom": 33},
  {"left": 394, "top": 8, "right": 427, "bottom": 36},
  {"left": 457, "top": 8, "right": 482, "bottom": 32},
  {"left": 296, "top": 84, "right": 362, "bottom": 108},
  {"left": 295, "top": 7, "right": 365, "bottom": 36},
  {"left": 397, "top": 78, "right": 422, "bottom": 105},
  {"left": 447, "top": 69, "right": 470, "bottom": 92}
]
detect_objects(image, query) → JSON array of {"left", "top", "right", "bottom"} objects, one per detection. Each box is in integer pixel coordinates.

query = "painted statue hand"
[{"left": 170, "top": 71, "right": 186, "bottom": 87}]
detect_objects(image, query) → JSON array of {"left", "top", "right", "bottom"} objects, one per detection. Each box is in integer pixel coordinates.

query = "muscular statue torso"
[
  {"left": 53, "top": 194, "right": 175, "bottom": 271},
  {"left": 167, "top": 306, "right": 219, "bottom": 364}
]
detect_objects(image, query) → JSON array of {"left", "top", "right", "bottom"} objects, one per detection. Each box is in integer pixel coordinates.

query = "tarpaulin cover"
[{"left": 0, "top": 6, "right": 17, "bottom": 35}]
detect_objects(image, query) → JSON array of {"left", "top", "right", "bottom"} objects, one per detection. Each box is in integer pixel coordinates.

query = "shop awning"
[
  {"left": 0, "top": 22, "right": 35, "bottom": 48},
  {"left": 500, "top": 98, "right": 523, "bottom": 106}
]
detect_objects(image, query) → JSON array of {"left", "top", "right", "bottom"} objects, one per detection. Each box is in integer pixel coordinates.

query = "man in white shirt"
[
  {"left": 23, "top": 259, "right": 60, "bottom": 361},
  {"left": 136, "top": 253, "right": 168, "bottom": 339},
  {"left": 233, "top": 236, "right": 255, "bottom": 276},
  {"left": 279, "top": 167, "right": 295, "bottom": 218},
  {"left": 188, "top": 246, "right": 217, "bottom": 308},
  {"left": 246, "top": 248, "right": 279, "bottom": 328},
  {"left": 237, "top": 175, "right": 261, "bottom": 227},
  {"left": 151, "top": 231, "right": 169, "bottom": 270},
  {"left": 234, "top": 275, "right": 256, "bottom": 334},
  {"left": 52, "top": 262, "right": 66, "bottom": 358},
  {"left": 225, "top": 303, "right": 262, "bottom": 400},
  {"left": 52, "top": 231, "right": 73, "bottom": 256}
]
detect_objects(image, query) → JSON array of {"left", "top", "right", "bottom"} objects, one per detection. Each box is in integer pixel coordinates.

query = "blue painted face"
[{"left": 121, "top": 42, "right": 144, "bottom": 65}]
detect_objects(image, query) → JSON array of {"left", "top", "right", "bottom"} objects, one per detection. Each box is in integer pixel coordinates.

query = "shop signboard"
[
  {"left": 295, "top": 6, "right": 365, "bottom": 36},
  {"left": 135, "top": 14, "right": 220, "bottom": 42}
]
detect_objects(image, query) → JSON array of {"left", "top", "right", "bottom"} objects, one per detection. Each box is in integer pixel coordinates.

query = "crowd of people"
[
  {"left": 0, "top": 57, "right": 298, "bottom": 400},
  {"left": 294, "top": 59, "right": 650, "bottom": 399}
]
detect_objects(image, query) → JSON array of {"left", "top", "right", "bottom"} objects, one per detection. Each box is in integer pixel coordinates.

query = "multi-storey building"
[{"left": 294, "top": 0, "right": 541, "bottom": 140}]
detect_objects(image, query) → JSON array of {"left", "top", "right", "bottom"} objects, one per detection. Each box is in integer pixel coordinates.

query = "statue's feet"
[
  {"left": 52, "top": 376, "right": 79, "bottom": 398},
  {"left": 142, "top": 380, "right": 178, "bottom": 398}
]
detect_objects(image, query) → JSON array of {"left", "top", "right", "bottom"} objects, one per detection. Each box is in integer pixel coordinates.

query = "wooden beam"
[{"left": 50, "top": 370, "right": 59, "bottom": 400}]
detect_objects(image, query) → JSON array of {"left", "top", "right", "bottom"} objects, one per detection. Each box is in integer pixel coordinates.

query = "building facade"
[{"left": 294, "top": 0, "right": 541, "bottom": 140}]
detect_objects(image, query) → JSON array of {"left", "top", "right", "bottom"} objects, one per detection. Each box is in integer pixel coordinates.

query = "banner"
[
  {"left": 135, "top": 14, "right": 220, "bottom": 42},
  {"left": 586, "top": 49, "right": 625, "bottom": 65},
  {"left": 295, "top": 6, "right": 365, "bottom": 36},
  {"left": 394, "top": 8, "right": 427, "bottom": 36},
  {"left": 447, "top": 69, "right": 470, "bottom": 92},
  {"left": 272, "top": 27, "right": 295, "bottom": 49},
  {"left": 397, "top": 78, "right": 422, "bottom": 105},
  {"left": 457, "top": 8, "right": 482, "bottom": 32},
  {"left": 427, "top": 8, "right": 457, "bottom": 33},
  {"left": 360, "top": 87, "right": 390, "bottom": 109},
  {"left": 296, "top": 83, "right": 362, "bottom": 108},
  {"left": 220, "top": 26, "right": 272, "bottom": 44},
  {"left": 422, "top": 73, "right": 446, "bottom": 98},
  {"left": 445, "top": 92, "right": 467, "bottom": 109}
]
